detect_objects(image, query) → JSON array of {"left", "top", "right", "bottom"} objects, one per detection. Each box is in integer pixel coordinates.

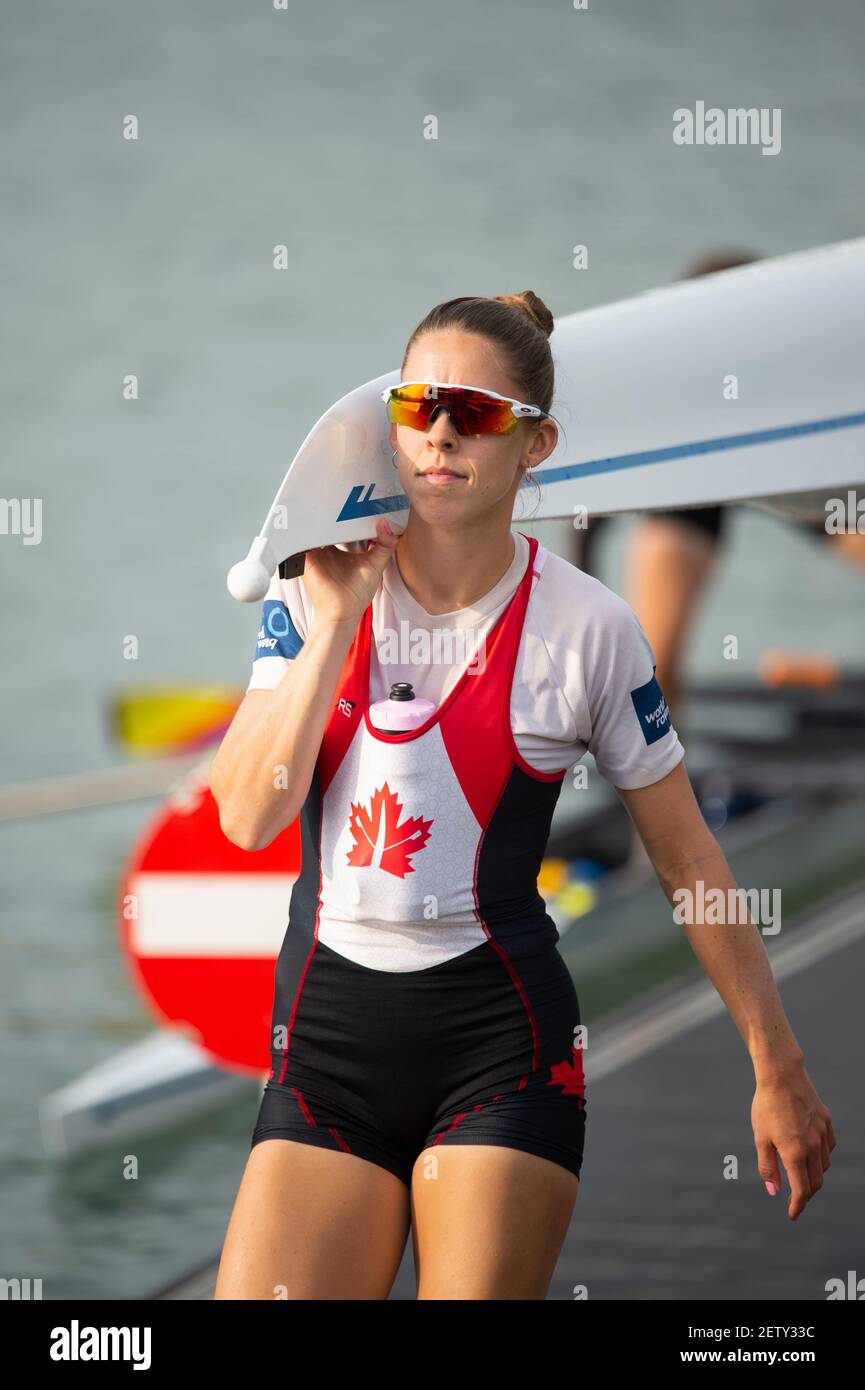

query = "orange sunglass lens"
[
  {"left": 386, "top": 387, "right": 430, "bottom": 428},
  {"left": 387, "top": 385, "right": 515, "bottom": 435}
]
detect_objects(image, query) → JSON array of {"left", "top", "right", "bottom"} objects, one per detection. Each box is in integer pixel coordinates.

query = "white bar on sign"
[{"left": 129, "top": 872, "right": 296, "bottom": 956}]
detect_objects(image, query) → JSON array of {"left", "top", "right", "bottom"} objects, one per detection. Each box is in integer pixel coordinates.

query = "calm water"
[{"left": 2, "top": 0, "right": 864, "bottom": 1296}]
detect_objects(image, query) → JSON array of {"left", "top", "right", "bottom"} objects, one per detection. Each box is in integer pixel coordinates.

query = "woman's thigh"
[
  {"left": 410, "top": 1144, "right": 578, "bottom": 1300},
  {"left": 215, "top": 1139, "right": 411, "bottom": 1300}
]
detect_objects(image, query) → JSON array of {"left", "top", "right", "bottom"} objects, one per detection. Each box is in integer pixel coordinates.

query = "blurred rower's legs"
[
  {"left": 623, "top": 516, "right": 721, "bottom": 730},
  {"left": 826, "top": 531, "right": 865, "bottom": 572},
  {"left": 569, "top": 513, "right": 721, "bottom": 869},
  {"left": 621, "top": 516, "right": 719, "bottom": 866}
]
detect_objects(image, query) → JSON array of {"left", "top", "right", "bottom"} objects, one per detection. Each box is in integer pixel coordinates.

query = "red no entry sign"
[{"left": 119, "top": 762, "right": 300, "bottom": 1073}]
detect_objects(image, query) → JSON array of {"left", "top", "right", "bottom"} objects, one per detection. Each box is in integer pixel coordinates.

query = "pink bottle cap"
[{"left": 369, "top": 682, "right": 436, "bottom": 731}]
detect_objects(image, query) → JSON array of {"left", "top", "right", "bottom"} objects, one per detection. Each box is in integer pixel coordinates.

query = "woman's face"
[{"left": 391, "top": 328, "right": 558, "bottom": 528}]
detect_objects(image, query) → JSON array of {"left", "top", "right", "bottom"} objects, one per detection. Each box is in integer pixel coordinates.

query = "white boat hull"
[{"left": 229, "top": 238, "right": 865, "bottom": 600}]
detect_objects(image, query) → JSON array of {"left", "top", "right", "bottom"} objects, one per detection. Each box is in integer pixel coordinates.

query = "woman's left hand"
[
  {"left": 617, "top": 764, "right": 839, "bottom": 1224},
  {"left": 751, "top": 1064, "right": 836, "bottom": 1220}
]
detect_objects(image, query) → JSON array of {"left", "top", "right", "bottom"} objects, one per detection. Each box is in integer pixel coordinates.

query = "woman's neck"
[{"left": 393, "top": 519, "right": 518, "bottom": 614}]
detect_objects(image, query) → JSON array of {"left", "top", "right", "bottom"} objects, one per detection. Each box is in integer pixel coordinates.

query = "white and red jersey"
[
  {"left": 247, "top": 532, "right": 684, "bottom": 971},
  {"left": 248, "top": 530, "right": 684, "bottom": 784}
]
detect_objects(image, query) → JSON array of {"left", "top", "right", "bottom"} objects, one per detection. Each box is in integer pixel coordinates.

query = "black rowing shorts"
[{"left": 250, "top": 938, "right": 587, "bottom": 1189}]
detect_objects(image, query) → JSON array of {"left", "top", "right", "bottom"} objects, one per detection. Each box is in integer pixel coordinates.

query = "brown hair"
[{"left": 400, "top": 291, "right": 556, "bottom": 414}]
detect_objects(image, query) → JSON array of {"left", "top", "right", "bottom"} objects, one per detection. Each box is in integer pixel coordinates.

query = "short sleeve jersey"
[{"left": 246, "top": 531, "right": 684, "bottom": 789}]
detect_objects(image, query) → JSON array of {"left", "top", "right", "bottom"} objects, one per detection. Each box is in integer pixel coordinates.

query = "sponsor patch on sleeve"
[
  {"left": 630, "top": 670, "right": 671, "bottom": 746},
  {"left": 255, "top": 600, "right": 304, "bottom": 660}
]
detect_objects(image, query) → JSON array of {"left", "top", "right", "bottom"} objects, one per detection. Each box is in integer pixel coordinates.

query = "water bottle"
[{"left": 369, "top": 681, "right": 436, "bottom": 732}]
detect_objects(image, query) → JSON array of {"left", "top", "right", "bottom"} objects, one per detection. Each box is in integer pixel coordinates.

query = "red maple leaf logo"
[
  {"left": 346, "top": 781, "right": 433, "bottom": 879},
  {"left": 548, "top": 1047, "right": 586, "bottom": 1103}
]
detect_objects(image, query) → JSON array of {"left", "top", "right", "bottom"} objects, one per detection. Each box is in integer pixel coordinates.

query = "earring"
[{"left": 392, "top": 449, "right": 398, "bottom": 468}]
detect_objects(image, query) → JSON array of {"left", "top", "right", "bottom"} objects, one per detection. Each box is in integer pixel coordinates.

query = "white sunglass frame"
[{"left": 380, "top": 380, "right": 546, "bottom": 425}]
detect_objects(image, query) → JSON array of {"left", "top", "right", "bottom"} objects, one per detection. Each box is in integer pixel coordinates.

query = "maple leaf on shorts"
[{"left": 548, "top": 1048, "right": 586, "bottom": 1102}]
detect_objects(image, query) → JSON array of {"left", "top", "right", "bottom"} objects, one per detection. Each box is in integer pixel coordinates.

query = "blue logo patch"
[
  {"left": 255, "top": 600, "right": 304, "bottom": 660},
  {"left": 630, "top": 670, "right": 671, "bottom": 745}
]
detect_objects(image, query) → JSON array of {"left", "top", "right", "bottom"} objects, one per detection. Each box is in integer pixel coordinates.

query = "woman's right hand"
[{"left": 301, "top": 517, "right": 402, "bottom": 626}]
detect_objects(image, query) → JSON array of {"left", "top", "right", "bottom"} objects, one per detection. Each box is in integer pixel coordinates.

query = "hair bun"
[{"left": 495, "top": 290, "right": 554, "bottom": 338}]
